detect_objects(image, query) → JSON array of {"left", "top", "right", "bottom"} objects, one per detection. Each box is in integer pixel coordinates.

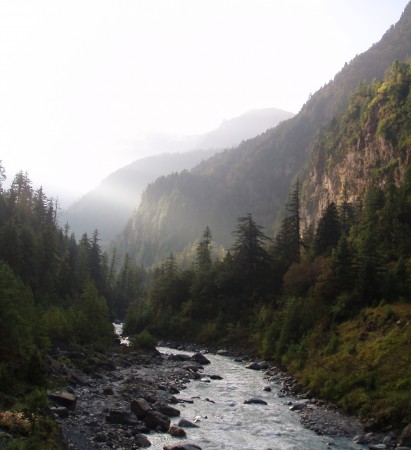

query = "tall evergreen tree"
[
  {"left": 314, "top": 202, "right": 341, "bottom": 256},
  {"left": 274, "top": 180, "right": 302, "bottom": 267},
  {"left": 231, "top": 213, "right": 271, "bottom": 274},
  {"left": 195, "top": 226, "right": 213, "bottom": 272}
]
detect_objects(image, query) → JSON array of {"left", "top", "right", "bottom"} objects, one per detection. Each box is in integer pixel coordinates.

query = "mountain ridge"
[
  {"left": 62, "top": 107, "right": 293, "bottom": 242},
  {"left": 115, "top": 2, "right": 411, "bottom": 268}
]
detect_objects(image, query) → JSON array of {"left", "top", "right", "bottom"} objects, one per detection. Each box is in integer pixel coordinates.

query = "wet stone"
[
  {"left": 244, "top": 398, "right": 268, "bottom": 405},
  {"left": 178, "top": 418, "right": 199, "bottom": 428}
]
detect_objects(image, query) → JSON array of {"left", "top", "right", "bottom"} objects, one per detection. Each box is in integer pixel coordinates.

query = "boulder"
[
  {"left": 131, "top": 398, "right": 151, "bottom": 419},
  {"left": 163, "top": 444, "right": 202, "bottom": 450},
  {"left": 244, "top": 398, "right": 268, "bottom": 405},
  {"left": 106, "top": 410, "right": 139, "bottom": 426},
  {"left": 168, "top": 425, "right": 187, "bottom": 437},
  {"left": 48, "top": 390, "right": 77, "bottom": 409},
  {"left": 209, "top": 374, "right": 223, "bottom": 380},
  {"left": 172, "top": 397, "right": 194, "bottom": 404},
  {"left": 177, "top": 418, "right": 199, "bottom": 428},
  {"left": 245, "top": 361, "right": 269, "bottom": 370},
  {"left": 155, "top": 403, "right": 180, "bottom": 417},
  {"left": 400, "top": 423, "right": 411, "bottom": 446},
  {"left": 135, "top": 433, "right": 152, "bottom": 447},
  {"left": 190, "top": 353, "right": 211, "bottom": 365},
  {"left": 144, "top": 410, "right": 171, "bottom": 432},
  {"left": 289, "top": 402, "right": 307, "bottom": 411}
]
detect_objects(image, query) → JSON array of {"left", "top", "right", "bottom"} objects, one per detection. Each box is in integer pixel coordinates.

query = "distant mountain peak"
[{"left": 62, "top": 107, "right": 293, "bottom": 242}]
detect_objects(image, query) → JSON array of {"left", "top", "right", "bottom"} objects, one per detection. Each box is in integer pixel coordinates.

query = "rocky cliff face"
[{"left": 301, "top": 63, "right": 411, "bottom": 230}]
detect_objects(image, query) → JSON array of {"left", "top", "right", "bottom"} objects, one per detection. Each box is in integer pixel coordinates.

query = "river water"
[{"left": 147, "top": 347, "right": 360, "bottom": 450}]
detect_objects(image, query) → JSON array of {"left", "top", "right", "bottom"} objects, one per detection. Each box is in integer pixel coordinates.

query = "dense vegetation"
[
  {"left": 0, "top": 167, "right": 146, "bottom": 448},
  {"left": 124, "top": 64, "right": 411, "bottom": 428}
]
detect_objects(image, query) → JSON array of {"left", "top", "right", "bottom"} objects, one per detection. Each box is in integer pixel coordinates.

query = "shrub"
[{"left": 131, "top": 330, "right": 157, "bottom": 350}]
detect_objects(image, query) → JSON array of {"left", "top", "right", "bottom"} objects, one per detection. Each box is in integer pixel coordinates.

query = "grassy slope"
[{"left": 288, "top": 303, "right": 411, "bottom": 428}]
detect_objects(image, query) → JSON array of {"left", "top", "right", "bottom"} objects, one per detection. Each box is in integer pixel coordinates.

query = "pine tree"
[
  {"left": 231, "top": 213, "right": 271, "bottom": 274},
  {"left": 314, "top": 202, "right": 341, "bottom": 256},
  {"left": 195, "top": 226, "right": 213, "bottom": 272},
  {"left": 274, "top": 180, "right": 302, "bottom": 267}
]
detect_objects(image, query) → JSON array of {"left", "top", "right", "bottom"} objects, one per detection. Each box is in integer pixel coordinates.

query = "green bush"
[{"left": 131, "top": 330, "right": 157, "bottom": 350}]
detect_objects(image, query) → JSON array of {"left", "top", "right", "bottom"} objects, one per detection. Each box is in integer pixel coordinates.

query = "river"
[{"left": 147, "top": 347, "right": 360, "bottom": 450}]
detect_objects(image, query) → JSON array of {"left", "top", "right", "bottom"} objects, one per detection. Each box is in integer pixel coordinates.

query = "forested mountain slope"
[
  {"left": 115, "top": 3, "right": 411, "bottom": 268},
  {"left": 301, "top": 61, "right": 411, "bottom": 230},
  {"left": 62, "top": 108, "right": 293, "bottom": 242},
  {"left": 124, "top": 60, "right": 411, "bottom": 430}
]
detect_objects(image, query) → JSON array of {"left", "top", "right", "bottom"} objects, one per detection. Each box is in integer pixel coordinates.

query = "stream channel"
[{"left": 148, "top": 346, "right": 360, "bottom": 450}]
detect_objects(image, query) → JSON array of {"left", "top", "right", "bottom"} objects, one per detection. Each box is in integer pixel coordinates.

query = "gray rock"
[
  {"left": 209, "top": 374, "right": 223, "bottom": 380},
  {"left": 135, "top": 433, "right": 152, "bottom": 447},
  {"left": 190, "top": 353, "right": 211, "bottom": 365},
  {"left": 172, "top": 397, "right": 193, "bottom": 404},
  {"left": 155, "top": 403, "right": 180, "bottom": 417},
  {"left": 178, "top": 418, "right": 199, "bottom": 428},
  {"left": 289, "top": 402, "right": 307, "bottom": 411},
  {"left": 163, "top": 444, "right": 202, "bottom": 450},
  {"left": 168, "top": 425, "right": 187, "bottom": 437},
  {"left": 131, "top": 398, "right": 151, "bottom": 419},
  {"left": 244, "top": 398, "right": 268, "bottom": 405},
  {"left": 245, "top": 361, "right": 269, "bottom": 370},
  {"left": 144, "top": 410, "right": 171, "bottom": 432},
  {"left": 48, "top": 390, "right": 77, "bottom": 409},
  {"left": 106, "top": 410, "right": 139, "bottom": 425},
  {"left": 245, "top": 362, "right": 260, "bottom": 370}
]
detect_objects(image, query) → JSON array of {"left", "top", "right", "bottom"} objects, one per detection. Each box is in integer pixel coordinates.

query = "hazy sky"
[{"left": 0, "top": 0, "right": 409, "bottom": 206}]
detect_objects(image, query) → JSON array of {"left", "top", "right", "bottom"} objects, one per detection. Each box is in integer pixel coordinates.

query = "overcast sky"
[{"left": 0, "top": 0, "right": 409, "bottom": 206}]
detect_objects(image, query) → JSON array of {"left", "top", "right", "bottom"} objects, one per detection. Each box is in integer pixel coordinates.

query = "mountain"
[
  {"left": 61, "top": 108, "right": 293, "bottom": 242},
  {"left": 196, "top": 108, "right": 295, "bottom": 150},
  {"left": 301, "top": 60, "right": 411, "bottom": 230},
  {"left": 114, "top": 3, "right": 411, "bottom": 268}
]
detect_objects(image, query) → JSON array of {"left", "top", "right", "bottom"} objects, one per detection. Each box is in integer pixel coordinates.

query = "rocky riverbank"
[{"left": 45, "top": 342, "right": 411, "bottom": 449}]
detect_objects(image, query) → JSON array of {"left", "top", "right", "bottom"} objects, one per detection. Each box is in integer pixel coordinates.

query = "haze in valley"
[{"left": 0, "top": 0, "right": 408, "bottom": 206}]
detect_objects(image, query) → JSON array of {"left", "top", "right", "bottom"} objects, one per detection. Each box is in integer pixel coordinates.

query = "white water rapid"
[{"left": 148, "top": 347, "right": 360, "bottom": 450}]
